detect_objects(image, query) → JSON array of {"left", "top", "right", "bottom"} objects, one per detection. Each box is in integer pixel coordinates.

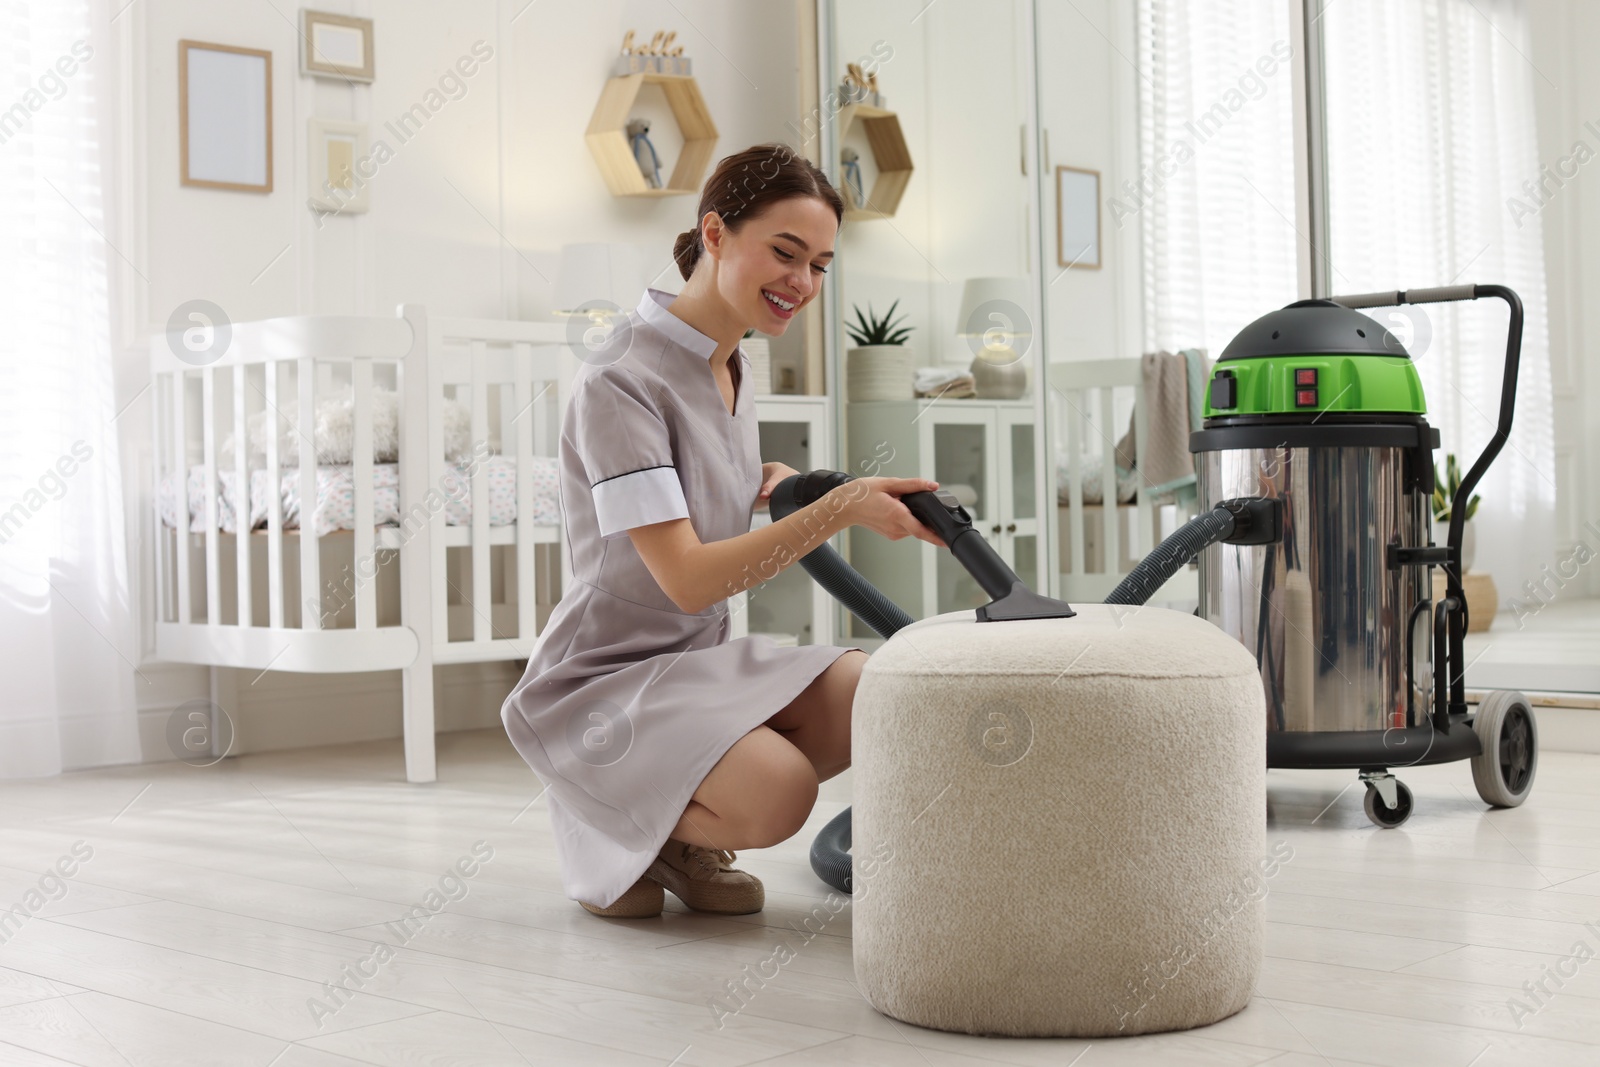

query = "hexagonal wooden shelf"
[
  {"left": 838, "top": 104, "right": 913, "bottom": 220},
  {"left": 586, "top": 72, "right": 718, "bottom": 198}
]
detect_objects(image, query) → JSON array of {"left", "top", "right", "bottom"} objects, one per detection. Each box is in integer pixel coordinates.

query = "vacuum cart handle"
[
  {"left": 1332, "top": 283, "right": 1524, "bottom": 720},
  {"left": 1333, "top": 284, "right": 1477, "bottom": 308},
  {"left": 1331, "top": 283, "right": 1524, "bottom": 569}
]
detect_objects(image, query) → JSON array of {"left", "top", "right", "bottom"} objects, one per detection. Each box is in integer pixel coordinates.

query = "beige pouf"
[{"left": 851, "top": 604, "right": 1267, "bottom": 1037}]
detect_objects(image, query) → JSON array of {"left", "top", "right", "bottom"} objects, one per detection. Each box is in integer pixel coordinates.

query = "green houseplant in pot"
[
  {"left": 846, "top": 300, "right": 914, "bottom": 401},
  {"left": 1433, "top": 452, "right": 1481, "bottom": 572}
]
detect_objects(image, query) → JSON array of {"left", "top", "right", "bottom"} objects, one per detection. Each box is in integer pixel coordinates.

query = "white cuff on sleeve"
[{"left": 592, "top": 465, "right": 690, "bottom": 539}]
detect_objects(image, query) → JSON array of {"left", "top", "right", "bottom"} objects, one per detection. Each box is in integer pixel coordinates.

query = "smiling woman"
[
  {"left": 499, "top": 142, "right": 947, "bottom": 919},
  {"left": 669, "top": 142, "right": 839, "bottom": 332}
]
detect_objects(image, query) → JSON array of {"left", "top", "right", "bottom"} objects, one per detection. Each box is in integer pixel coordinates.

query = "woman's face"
[{"left": 706, "top": 196, "right": 837, "bottom": 335}]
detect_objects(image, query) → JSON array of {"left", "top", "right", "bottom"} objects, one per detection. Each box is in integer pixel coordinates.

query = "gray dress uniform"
[{"left": 501, "top": 287, "right": 862, "bottom": 910}]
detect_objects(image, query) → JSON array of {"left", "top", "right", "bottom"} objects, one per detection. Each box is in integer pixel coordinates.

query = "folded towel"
[
  {"left": 914, "top": 372, "right": 976, "bottom": 399},
  {"left": 913, "top": 366, "right": 967, "bottom": 390}
]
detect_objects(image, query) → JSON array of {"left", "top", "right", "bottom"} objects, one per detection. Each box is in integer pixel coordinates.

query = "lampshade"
[
  {"left": 555, "top": 242, "right": 645, "bottom": 314},
  {"left": 955, "top": 276, "right": 1033, "bottom": 339}
]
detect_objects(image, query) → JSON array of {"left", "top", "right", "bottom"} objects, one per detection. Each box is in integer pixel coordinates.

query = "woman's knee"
[
  {"left": 693, "top": 726, "right": 818, "bottom": 845},
  {"left": 748, "top": 741, "right": 818, "bottom": 845}
]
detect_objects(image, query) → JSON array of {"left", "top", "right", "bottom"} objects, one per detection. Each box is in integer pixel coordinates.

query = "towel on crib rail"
[{"left": 156, "top": 455, "right": 561, "bottom": 537}]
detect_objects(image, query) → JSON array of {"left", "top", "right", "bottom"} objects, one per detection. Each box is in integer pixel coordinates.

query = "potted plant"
[
  {"left": 740, "top": 327, "right": 773, "bottom": 395},
  {"left": 1432, "top": 452, "right": 1481, "bottom": 572},
  {"left": 845, "top": 299, "right": 915, "bottom": 401}
]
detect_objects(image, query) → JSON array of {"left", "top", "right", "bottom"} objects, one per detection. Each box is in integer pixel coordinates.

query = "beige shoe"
[
  {"left": 645, "top": 839, "right": 765, "bottom": 914},
  {"left": 580, "top": 876, "right": 664, "bottom": 918}
]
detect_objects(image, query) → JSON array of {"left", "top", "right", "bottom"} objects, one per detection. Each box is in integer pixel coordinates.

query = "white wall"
[
  {"left": 113, "top": 0, "right": 808, "bottom": 762},
  {"left": 1526, "top": 0, "right": 1600, "bottom": 599},
  {"left": 131, "top": 0, "right": 804, "bottom": 332}
]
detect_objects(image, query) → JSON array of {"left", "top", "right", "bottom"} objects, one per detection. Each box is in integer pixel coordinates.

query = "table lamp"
[{"left": 955, "top": 276, "right": 1033, "bottom": 399}]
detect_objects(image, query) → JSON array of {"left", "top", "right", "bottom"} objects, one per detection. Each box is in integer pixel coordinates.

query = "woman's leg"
[
  {"left": 667, "top": 651, "right": 867, "bottom": 850},
  {"left": 762, "top": 649, "right": 866, "bottom": 781},
  {"left": 668, "top": 725, "right": 818, "bottom": 850}
]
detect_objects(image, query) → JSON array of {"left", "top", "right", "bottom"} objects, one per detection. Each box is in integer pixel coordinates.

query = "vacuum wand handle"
[
  {"left": 778, "top": 471, "right": 1077, "bottom": 623},
  {"left": 900, "top": 489, "right": 1020, "bottom": 601},
  {"left": 794, "top": 473, "right": 1017, "bottom": 598},
  {"left": 796, "top": 473, "right": 1011, "bottom": 591}
]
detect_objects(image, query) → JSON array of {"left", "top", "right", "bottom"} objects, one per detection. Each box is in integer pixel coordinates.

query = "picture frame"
[
  {"left": 307, "top": 118, "right": 370, "bottom": 213},
  {"left": 1055, "top": 165, "right": 1102, "bottom": 270},
  {"left": 179, "top": 40, "right": 273, "bottom": 193},
  {"left": 300, "top": 10, "right": 375, "bottom": 82}
]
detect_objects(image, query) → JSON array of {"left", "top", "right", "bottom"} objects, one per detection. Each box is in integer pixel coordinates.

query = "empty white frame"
[
  {"left": 179, "top": 40, "right": 273, "bottom": 193},
  {"left": 1055, "top": 165, "right": 1101, "bottom": 270},
  {"left": 301, "top": 10, "right": 375, "bottom": 82}
]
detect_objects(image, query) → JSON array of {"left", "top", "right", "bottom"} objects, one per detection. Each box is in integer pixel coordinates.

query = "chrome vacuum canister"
[
  {"left": 1197, "top": 418, "right": 1434, "bottom": 738},
  {"left": 1193, "top": 298, "right": 1438, "bottom": 751},
  {"left": 1188, "top": 286, "right": 1538, "bottom": 827}
]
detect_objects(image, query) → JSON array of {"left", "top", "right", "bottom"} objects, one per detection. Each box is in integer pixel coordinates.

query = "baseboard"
[
  {"left": 122, "top": 665, "right": 1600, "bottom": 766},
  {"left": 1529, "top": 704, "right": 1600, "bottom": 755},
  {"left": 133, "top": 661, "right": 523, "bottom": 763}
]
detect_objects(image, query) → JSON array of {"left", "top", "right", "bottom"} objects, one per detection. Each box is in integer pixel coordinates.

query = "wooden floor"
[{"left": 2, "top": 728, "right": 1599, "bottom": 1066}]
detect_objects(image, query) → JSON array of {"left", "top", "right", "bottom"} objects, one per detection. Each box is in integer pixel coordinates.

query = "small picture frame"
[
  {"left": 308, "top": 118, "right": 370, "bottom": 213},
  {"left": 1056, "top": 165, "right": 1102, "bottom": 270},
  {"left": 179, "top": 40, "right": 273, "bottom": 193},
  {"left": 300, "top": 10, "right": 374, "bottom": 82}
]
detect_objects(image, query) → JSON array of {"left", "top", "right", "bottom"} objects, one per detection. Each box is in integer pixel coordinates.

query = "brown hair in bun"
[{"left": 672, "top": 142, "right": 843, "bottom": 281}]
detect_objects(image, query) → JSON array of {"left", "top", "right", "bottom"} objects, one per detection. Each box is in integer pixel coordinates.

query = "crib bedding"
[
  {"left": 1055, "top": 456, "right": 1139, "bottom": 506},
  {"left": 164, "top": 451, "right": 1150, "bottom": 533},
  {"left": 158, "top": 455, "right": 561, "bottom": 537}
]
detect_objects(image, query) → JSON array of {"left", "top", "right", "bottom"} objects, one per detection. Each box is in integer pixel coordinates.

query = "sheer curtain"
[
  {"left": 0, "top": 0, "right": 142, "bottom": 776},
  {"left": 1135, "top": 0, "right": 1300, "bottom": 358},
  {"left": 1324, "top": 0, "right": 1557, "bottom": 604}
]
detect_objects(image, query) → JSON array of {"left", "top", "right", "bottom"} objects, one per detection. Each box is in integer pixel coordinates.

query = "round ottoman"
[{"left": 851, "top": 604, "right": 1267, "bottom": 1037}]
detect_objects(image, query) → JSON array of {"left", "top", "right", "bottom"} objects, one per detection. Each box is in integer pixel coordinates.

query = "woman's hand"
[
  {"left": 830, "top": 476, "right": 946, "bottom": 548},
  {"left": 757, "top": 461, "right": 803, "bottom": 504}
]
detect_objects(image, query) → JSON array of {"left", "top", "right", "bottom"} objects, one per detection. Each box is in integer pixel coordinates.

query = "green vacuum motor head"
[{"left": 1203, "top": 298, "right": 1427, "bottom": 418}]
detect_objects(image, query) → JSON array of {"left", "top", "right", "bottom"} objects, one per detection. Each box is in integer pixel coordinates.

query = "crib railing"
[
  {"left": 148, "top": 307, "right": 575, "bottom": 656},
  {"left": 1046, "top": 358, "right": 1199, "bottom": 603},
  {"left": 415, "top": 310, "right": 576, "bottom": 664}
]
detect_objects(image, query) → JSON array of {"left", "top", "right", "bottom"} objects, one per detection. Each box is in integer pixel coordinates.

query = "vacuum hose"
[
  {"left": 765, "top": 472, "right": 1274, "bottom": 895},
  {"left": 1105, "top": 503, "right": 1250, "bottom": 605},
  {"left": 766, "top": 471, "right": 914, "bottom": 896}
]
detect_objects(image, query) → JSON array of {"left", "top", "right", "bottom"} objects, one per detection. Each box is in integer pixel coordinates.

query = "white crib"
[
  {"left": 1047, "top": 357, "right": 1201, "bottom": 604},
  {"left": 149, "top": 305, "right": 578, "bottom": 782}
]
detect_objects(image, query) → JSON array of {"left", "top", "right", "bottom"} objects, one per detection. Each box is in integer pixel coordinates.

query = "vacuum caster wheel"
[
  {"left": 1472, "top": 690, "right": 1538, "bottom": 808},
  {"left": 1363, "top": 779, "right": 1413, "bottom": 828}
]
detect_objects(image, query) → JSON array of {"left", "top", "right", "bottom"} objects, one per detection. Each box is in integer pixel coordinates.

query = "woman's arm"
[{"left": 628, "top": 477, "right": 943, "bottom": 615}]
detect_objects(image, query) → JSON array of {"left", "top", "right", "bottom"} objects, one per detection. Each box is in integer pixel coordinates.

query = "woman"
[{"left": 500, "top": 143, "right": 945, "bottom": 918}]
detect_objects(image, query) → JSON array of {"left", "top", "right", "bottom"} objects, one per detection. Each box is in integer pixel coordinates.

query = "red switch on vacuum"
[
  {"left": 1295, "top": 388, "right": 1318, "bottom": 407},
  {"left": 1295, "top": 368, "right": 1318, "bottom": 386}
]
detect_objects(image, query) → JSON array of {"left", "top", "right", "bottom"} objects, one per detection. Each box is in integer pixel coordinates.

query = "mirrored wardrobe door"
[
  {"left": 823, "top": 0, "right": 1042, "bottom": 642},
  {"left": 1035, "top": 1, "right": 1301, "bottom": 609}
]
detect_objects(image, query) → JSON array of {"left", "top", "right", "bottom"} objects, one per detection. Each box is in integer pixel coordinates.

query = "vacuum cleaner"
[{"left": 770, "top": 282, "right": 1537, "bottom": 895}]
